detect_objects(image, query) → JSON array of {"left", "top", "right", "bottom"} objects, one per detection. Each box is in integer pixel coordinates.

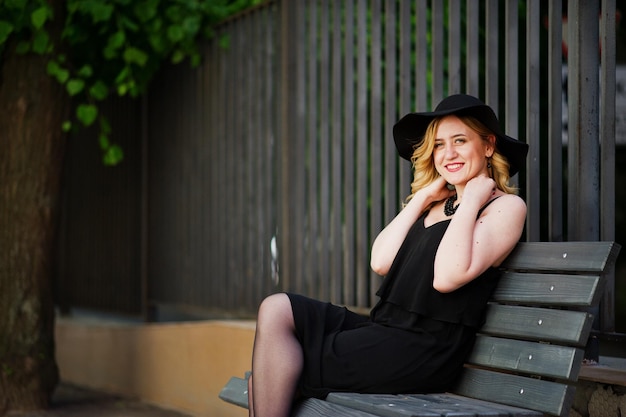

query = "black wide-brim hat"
[{"left": 393, "top": 94, "right": 529, "bottom": 176}]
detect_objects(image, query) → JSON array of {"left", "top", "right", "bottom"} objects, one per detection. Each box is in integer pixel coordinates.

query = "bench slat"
[
  {"left": 326, "top": 392, "right": 542, "bottom": 417},
  {"left": 482, "top": 304, "right": 593, "bottom": 346},
  {"left": 218, "top": 376, "right": 248, "bottom": 409},
  {"left": 500, "top": 241, "right": 619, "bottom": 273},
  {"left": 453, "top": 368, "right": 574, "bottom": 417},
  {"left": 468, "top": 335, "right": 584, "bottom": 381},
  {"left": 493, "top": 272, "right": 601, "bottom": 306},
  {"left": 294, "top": 397, "right": 381, "bottom": 417}
]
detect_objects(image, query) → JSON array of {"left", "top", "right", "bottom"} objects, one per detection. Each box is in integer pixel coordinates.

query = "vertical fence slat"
[
  {"left": 525, "top": 0, "right": 541, "bottom": 241},
  {"left": 342, "top": 0, "right": 356, "bottom": 306},
  {"left": 384, "top": 0, "right": 399, "bottom": 226},
  {"left": 600, "top": 0, "right": 616, "bottom": 332},
  {"left": 448, "top": 0, "right": 461, "bottom": 94},
  {"left": 415, "top": 1, "right": 428, "bottom": 111},
  {"left": 279, "top": 0, "right": 300, "bottom": 296},
  {"left": 485, "top": 0, "right": 499, "bottom": 109},
  {"left": 306, "top": 1, "right": 319, "bottom": 296},
  {"left": 567, "top": 0, "right": 600, "bottom": 242},
  {"left": 330, "top": 0, "right": 343, "bottom": 303},
  {"left": 431, "top": 0, "right": 444, "bottom": 104},
  {"left": 249, "top": 13, "right": 261, "bottom": 308},
  {"left": 294, "top": 1, "right": 308, "bottom": 295},
  {"left": 398, "top": 0, "right": 412, "bottom": 209},
  {"left": 504, "top": 0, "right": 520, "bottom": 190},
  {"left": 548, "top": 0, "right": 563, "bottom": 242},
  {"left": 369, "top": 0, "right": 383, "bottom": 304},
  {"left": 465, "top": 0, "right": 480, "bottom": 96},
  {"left": 356, "top": 0, "right": 369, "bottom": 306},
  {"left": 319, "top": 0, "right": 331, "bottom": 300}
]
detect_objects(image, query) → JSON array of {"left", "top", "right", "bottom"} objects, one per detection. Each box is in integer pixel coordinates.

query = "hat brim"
[{"left": 393, "top": 105, "right": 528, "bottom": 177}]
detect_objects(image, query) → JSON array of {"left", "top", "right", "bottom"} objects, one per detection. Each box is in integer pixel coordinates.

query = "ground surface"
[{"left": 5, "top": 384, "right": 193, "bottom": 417}]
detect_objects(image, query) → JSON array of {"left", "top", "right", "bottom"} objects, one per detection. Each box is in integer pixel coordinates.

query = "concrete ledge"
[
  {"left": 55, "top": 317, "right": 255, "bottom": 417},
  {"left": 580, "top": 358, "right": 626, "bottom": 387}
]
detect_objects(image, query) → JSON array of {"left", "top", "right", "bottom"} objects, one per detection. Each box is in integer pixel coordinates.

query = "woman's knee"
[{"left": 257, "top": 293, "right": 295, "bottom": 330}]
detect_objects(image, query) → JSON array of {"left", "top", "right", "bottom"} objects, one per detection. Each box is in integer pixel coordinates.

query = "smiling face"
[{"left": 432, "top": 115, "right": 495, "bottom": 186}]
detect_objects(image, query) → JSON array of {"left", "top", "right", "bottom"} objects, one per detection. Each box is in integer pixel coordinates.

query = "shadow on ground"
[{"left": 5, "top": 384, "right": 193, "bottom": 417}]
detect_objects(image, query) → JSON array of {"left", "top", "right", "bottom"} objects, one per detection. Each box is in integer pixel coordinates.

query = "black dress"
[{"left": 287, "top": 211, "right": 502, "bottom": 399}]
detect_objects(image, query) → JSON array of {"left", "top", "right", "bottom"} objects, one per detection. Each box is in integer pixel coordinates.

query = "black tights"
[{"left": 248, "top": 293, "right": 303, "bottom": 417}]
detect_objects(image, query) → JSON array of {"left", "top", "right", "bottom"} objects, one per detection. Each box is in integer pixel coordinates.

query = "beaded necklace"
[{"left": 444, "top": 194, "right": 459, "bottom": 216}]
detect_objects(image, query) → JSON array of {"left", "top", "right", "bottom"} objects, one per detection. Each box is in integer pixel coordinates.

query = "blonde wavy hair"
[{"left": 405, "top": 115, "right": 518, "bottom": 205}]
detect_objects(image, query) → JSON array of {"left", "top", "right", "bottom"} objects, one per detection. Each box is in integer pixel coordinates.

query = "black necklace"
[{"left": 444, "top": 194, "right": 459, "bottom": 216}]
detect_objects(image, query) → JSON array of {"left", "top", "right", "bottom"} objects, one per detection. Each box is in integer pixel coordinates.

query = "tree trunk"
[{"left": 0, "top": 1, "right": 70, "bottom": 410}]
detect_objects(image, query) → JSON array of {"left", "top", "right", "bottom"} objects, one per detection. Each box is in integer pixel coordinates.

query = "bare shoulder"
[
  {"left": 485, "top": 193, "right": 526, "bottom": 215},
  {"left": 480, "top": 194, "right": 526, "bottom": 266},
  {"left": 479, "top": 193, "right": 527, "bottom": 229}
]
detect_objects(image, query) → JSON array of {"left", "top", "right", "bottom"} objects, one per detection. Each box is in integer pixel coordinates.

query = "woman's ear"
[{"left": 485, "top": 134, "right": 496, "bottom": 157}]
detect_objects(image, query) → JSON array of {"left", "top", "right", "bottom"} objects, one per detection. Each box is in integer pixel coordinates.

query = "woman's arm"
[
  {"left": 371, "top": 176, "right": 452, "bottom": 276},
  {"left": 433, "top": 177, "right": 526, "bottom": 292}
]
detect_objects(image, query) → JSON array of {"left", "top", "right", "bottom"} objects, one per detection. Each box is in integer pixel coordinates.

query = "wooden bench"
[{"left": 220, "top": 241, "right": 621, "bottom": 417}]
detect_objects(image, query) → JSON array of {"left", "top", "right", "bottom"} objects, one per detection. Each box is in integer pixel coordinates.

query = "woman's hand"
[
  {"left": 371, "top": 176, "right": 452, "bottom": 276},
  {"left": 421, "top": 176, "right": 456, "bottom": 206},
  {"left": 461, "top": 175, "right": 496, "bottom": 207}
]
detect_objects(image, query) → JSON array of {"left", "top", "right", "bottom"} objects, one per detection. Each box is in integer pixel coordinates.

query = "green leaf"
[
  {"left": 62, "top": 120, "right": 72, "bottom": 132},
  {"left": 120, "top": 16, "right": 139, "bottom": 32},
  {"left": 123, "top": 46, "right": 148, "bottom": 66},
  {"left": 134, "top": 0, "right": 159, "bottom": 22},
  {"left": 114, "top": 66, "right": 130, "bottom": 84},
  {"left": 0, "top": 21, "right": 14, "bottom": 45},
  {"left": 117, "top": 83, "right": 128, "bottom": 96},
  {"left": 103, "top": 31, "right": 126, "bottom": 59},
  {"left": 165, "top": 5, "right": 183, "bottom": 22},
  {"left": 148, "top": 33, "right": 166, "bottom": 53},
  {"left": 47, "top": 61, "right": 70, "bottom": 83},
  {"left": 4, "top": 0, "right": 28, "bottom": 9},
  {"left": 66, "top": 79, "right": 85, "bottom": 96},
  {"left": 103, "top": 144, "right": 124, "bottom": 166},
  {"left": 103, "top": 46, "right": 117, "bottom": 60},
  {"left": 31, "top": 6, "right": 49, "bottom": 29},
  {"left": 181, "top": 16, "right": 200, "bottom": 36},
  {"left": 76, "top": 104, "right": 98, "bottom": 126},
  {"left": 32, "top": 30, "right": 49, "bottom": 54},
  {"left": 166, "top": 24, "right": 184, "bottom": 42},
  {"left": 171, "top": 49, "right": 184, "bottom": 64},
  {"left": 77, "top": 65, "right": 93, "bottom": 78},
  {"left": 89, "top": 80, "right": 109, "bottom": 101},
  {"left": 98, "top": 133, "right": 110, "bottom": 149},
  {"left": 84, "top": 2, "right": 114, "bottom": 23},
  {"left": 107, "top": 30, "right": 125, "bottom": 50}
]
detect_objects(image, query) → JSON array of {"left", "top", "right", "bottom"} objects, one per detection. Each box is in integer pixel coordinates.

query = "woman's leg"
[{"left": 249, "top": 293, "right": 303, "bottom": 417}]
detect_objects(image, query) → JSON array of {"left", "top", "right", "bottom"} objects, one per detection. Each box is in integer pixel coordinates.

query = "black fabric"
[
  {"left": 288, "top": 293, "right": 474, "bottom": 399},
  {"left": 371, "top": 216, "right": 501, "bottom": 328},
  {"left": 287, "top": 208, "right": 502, "bottom": 399}
]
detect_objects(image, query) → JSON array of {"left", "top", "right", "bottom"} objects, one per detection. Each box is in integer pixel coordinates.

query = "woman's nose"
[{"left": 444, "top": 144, "right": 457, "bottom": 158}]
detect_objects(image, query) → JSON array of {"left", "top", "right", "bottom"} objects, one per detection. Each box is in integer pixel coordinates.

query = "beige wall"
[{"left": 55, "top": 317, "right": 255, "bottom": 417}]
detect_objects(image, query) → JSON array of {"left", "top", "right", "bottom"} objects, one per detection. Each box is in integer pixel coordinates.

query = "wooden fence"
[{"left": 57, "top": 0, "right": 620, "bottom": 331}]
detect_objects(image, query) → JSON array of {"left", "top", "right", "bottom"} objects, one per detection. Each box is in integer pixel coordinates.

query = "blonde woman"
[{"left": 248, "top": 94, "right": 529, "bottom": 417}]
